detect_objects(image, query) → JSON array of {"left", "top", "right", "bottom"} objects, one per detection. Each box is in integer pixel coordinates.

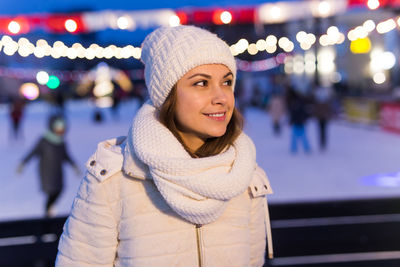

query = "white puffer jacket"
[{"left": 56, "top": 137, "right": 273, "bottom": 267}]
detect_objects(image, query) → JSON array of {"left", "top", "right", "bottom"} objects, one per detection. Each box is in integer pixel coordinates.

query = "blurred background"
[{"left": 1, "top": 0, "right": 400, "bottom": 266}]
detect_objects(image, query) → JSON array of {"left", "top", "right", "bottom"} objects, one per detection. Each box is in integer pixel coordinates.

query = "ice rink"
[{"left": 1, "top": 98, "right": 400, "bottom": 221}]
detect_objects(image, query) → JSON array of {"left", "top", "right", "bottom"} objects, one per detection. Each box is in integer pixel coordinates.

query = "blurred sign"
[
  {"left": 380, "top": 102, "right": 400, "bottom": 133},
  {"left": 343, "top": 97, "right": 379, "bottom": 124}
]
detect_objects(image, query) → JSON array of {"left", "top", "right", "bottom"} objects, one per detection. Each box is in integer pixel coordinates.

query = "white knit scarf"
[{"left": 126, "top": 103, "right": 256, "bottom": 225}]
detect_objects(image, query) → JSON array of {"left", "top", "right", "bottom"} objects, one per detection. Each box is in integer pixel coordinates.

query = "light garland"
[
  {"left": 0, "top": 0, "right": 395, "bottom": 36},
  {"left": 0, "top": 13, "right": 398, "bottom": 61},
  {"left": 0, "top": 35, "right": 142, "bottom": 60}
]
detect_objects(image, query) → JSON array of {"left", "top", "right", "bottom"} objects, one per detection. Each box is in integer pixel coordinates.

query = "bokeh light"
[
  {"left": 47, "top": 75, "right": 60, "bottom": 89},
  {"left": 20, "top": 83, "right": 39, "bottom": 100},
  {"left": 36, "top": 71, "right": 49, "bottom": 85}
]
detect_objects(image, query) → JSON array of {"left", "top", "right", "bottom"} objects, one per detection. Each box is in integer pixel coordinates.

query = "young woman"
[{"left": 56, "top": 25, "right": 273, "bottom": 266}]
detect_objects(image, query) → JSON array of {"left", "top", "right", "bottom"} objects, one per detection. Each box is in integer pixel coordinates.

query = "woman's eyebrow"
[
  {"left": 188, "top": 72, "right": 233, "bottom": 80},
  {"left": 224, "top": 72, "right": 233, "bottom": 78},
  {"left": 187, "top": 73, "right": 212, "bottom": 79}
]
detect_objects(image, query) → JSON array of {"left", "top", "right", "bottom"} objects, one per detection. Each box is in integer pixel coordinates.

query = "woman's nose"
[{"left": 211, "top": 85, "right": 228, "bottom": 105}]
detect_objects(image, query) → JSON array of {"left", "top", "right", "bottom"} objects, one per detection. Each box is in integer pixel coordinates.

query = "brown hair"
[{"left": 159, "top": 85, "right": 243, "bottom": 158}]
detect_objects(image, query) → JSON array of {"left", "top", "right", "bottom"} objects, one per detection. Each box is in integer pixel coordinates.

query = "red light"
[
  {"left": 213, "top": 10, "right": 223, "bottom": 25},
  {"left": 47, "top": 15, "right": 85, "bottom": 33},
  {"left": 6, "top": 17, "right": 30, "bottom": 35},
  {"left": 65, "top": 19, "right": 78, "bottom": 32},
  {"left": 176, "top": 11, "right": 188, "bottom": 25}
]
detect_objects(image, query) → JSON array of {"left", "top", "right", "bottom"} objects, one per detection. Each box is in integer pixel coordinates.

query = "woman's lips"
[{"left": 204, "top": 112, "right": 226, "bottom": 121}]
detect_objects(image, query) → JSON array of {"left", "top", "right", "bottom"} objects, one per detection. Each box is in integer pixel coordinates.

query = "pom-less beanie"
[{"left": 140, "top": 25, "right": 236, "bottom": 109}]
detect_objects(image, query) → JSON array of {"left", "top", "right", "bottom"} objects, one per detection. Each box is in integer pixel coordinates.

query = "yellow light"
[
  {"left": 247, "top": 43, "right": 258, "bottom": 55},
  {"left": 133, "top": 47, "right": 141, "bottom": 59},
  {"left": 236, "top": 39, "right": 249, "bottom": 52},
  {"left": 34, "top": 47, "right": 45, "bottom": 58},
  {"left": 278, "top": 37, "right": 290, "bottom": 49},
  {"left": 266, "top": 45, "right": 277, "bottom": 54},
  {"left": 300, "top": 42, "right": 312, "bottom": 50},
  {"left": 3, "top": 41, "right": 18, "bottom": 56},
  {"left": 296, "top": 31, "right": 307, "bottom": 43},
  {"left": 350, "top": 37, "right": 371, "bottom": 54},
  {"left": 256, "top": 39, "right": 267, "bottom": 51},
  {"left": 307, "top": 34, "right": 316, "bottom": 44},
  {"left": 266, "top": 35, "right": 277, "bottom": 46},
  {"left": 283, "top": 42, "right": 294, "bottom": 52}
]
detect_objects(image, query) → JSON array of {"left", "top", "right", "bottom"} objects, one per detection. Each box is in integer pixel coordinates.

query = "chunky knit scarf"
[{"left": 126, "top": 102, "right": 256, "bottom": 225}]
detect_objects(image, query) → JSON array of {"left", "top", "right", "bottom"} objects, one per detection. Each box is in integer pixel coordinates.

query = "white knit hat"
[{"left": 141, "top": 25, "right": 236, "bottom": 108}]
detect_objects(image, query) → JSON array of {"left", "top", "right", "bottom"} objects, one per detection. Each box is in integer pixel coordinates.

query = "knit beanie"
[{"left": 141, "top": 25, "right": 236, "bottom": 109}]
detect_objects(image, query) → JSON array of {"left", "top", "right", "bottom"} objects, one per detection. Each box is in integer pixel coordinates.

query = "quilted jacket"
[{"left": 56, "top": 137, "right": 273, "bottom": 267}]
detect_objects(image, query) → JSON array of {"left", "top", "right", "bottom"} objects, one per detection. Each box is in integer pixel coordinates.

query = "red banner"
[{"left": 380, "top": 102, "right": 400, "bottom": 133}]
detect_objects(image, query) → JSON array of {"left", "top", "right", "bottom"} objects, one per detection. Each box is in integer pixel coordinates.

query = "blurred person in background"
[
  {"left": 9, "top": 97, "right": 25, "bottom": 140},
  {"left": 268, "top": 75, "right": 286, "bottom": 136},
  {"left": 286, "top": 85, "right": 311, "bottom": 154},
  {"left": 312, "top": 83, "right": 335, "bottom": 151},
  {"left": 16, "top": 114, "right": 80, "bottom": 217},
  {"left": 56, "top": 25, "right": 273, "bottom": 267}
]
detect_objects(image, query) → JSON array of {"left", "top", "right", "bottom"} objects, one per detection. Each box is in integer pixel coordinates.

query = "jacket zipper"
[{"left": 196, "top": 224, "right": 203, "bottom": 267}]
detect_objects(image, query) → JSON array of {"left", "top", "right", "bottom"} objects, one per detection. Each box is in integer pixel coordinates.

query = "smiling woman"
[
  {"left": 56, "top": 25, "right": 273, "bottom": 267},
  {"left": 160, "top": 64, "right": 241, "bottom": 157}
]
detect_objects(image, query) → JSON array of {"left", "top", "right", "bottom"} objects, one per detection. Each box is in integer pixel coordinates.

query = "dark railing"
[
  {"left": 265, "top": 197, "right": 400, "bottom": 267},
  {"left": 0, "top": 217, "right": 66, "bottom": 267},
  {"left": 0, "top": 198, "right": 399, "bottom": 267}
]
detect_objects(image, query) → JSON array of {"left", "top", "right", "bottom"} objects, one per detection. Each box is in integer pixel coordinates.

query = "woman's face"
[{"left": 175, "top": 64, "right": 235, "bottom": 152}]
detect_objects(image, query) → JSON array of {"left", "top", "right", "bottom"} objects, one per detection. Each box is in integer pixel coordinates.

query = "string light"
[
  {"left": 1, "top": 12, "right": 400, "bottom": 61},
  {"left": 0, "top": 34, "right": 142, "bottom": 60}
]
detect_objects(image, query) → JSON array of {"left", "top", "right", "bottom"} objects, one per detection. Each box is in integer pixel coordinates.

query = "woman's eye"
[
  {"left": 194, "top": 80, "right": 207, "bottom": 86},
  {"left": 223, "top": 80, "right": 233, "bottom": 86}
]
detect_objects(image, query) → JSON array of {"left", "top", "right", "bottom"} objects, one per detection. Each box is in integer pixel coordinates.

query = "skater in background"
[
  {"left": 9, "top": 97, "right": 25, "bottom": 140},
  {"left": 268, "top": 75, "right": 286, "bottom": 136},
  {"left": 16, "top": 114, "right": 80, "bottom": 217},
  {"left": 286, "top": 85, "right": 311, "bottom": 153},
  {"left": 312, "top": 84, "right": 335, "bottom": 151}
]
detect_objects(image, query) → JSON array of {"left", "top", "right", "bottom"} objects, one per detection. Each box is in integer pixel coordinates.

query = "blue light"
[{"left": 361, "top": 172, "right": 400, "bottom": 187}]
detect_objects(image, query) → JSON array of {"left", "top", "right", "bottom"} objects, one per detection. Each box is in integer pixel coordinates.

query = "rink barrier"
[
  {"left": 0, "top": 216, "right": 65, "bottom": 267},
  {"left": 0, "top": 198, "right": 399, "bottom": 267},
  {"left": 265, "top": 197, "right": 400, "bottom": 267}
]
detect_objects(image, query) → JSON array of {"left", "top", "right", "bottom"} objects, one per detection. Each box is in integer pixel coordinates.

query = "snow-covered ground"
[{"left": 1, "top": 98, "right": 400, "bottom": 221}]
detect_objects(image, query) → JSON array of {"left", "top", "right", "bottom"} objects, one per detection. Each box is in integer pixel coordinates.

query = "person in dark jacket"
[
  {"left": 312, "top": 85, "right": 334, "bottom": 151},
  {"left": 286, "top": 86, "right": 311, "bottom": 153},
  {"left": 9, "top": 98, "right": 25, "bottom": 140},
  {"left": 17, "top": 115, "right": 80, "bottom": 217}
]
